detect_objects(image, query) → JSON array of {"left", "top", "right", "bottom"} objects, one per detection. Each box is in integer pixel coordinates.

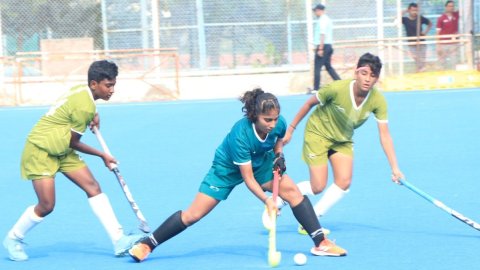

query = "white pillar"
[
  {"left": 101, "top": 0, "right": 109, "bottom": 50},
  {"left": 0, "top": 6, "right": 4, "bottom": 90},
  {"left": 305, "top": 0, "right": 314, "bottom": 63},
  {"left": 151, "top": 0, "right": 161, "bottom": 71},
  {"left": 152, "top": 0, "right": 160, "bottom": 50},
  {"left": 396, "top": 0, "right": 404, "bottom": 75},
  {"left": 376, "top": 0, "right": 385, "bottom": 76},
  {"left": 140, "top": 0, "right": 149, "bottom": 50},
  {"left": 196, "top": 0, "right": 206, "bottom": 69}
]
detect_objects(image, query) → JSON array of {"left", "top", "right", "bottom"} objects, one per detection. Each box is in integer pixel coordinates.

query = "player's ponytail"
[{"left": 240, "top": 88, "right": 280, "bottom": 122}]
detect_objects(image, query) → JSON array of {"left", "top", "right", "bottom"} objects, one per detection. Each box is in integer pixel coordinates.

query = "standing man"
[
  {"left": 436, "top": 1, "right": 459, "bottom": 70},
  {"left": 311, "top": 4, "right": 340, "bottom": 93},
  {"left": 401, "top": 3, "right": 432, "bottom": 72}
]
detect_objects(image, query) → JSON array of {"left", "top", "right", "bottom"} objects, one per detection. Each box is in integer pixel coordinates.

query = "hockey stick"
[
  {"left": 400, "top": 179, "right": 480, "bottom": 231},
  {"left": 93, "top": 126, "right": 151, "bottom": 233},
  {"left": 268, "top": 169, "right": 282, "bottom": 267}
]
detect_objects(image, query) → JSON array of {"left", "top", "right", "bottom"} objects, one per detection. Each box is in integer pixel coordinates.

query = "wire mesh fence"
[
  {"left": 0, "top": 0, "right": 479, "bottom": 105},
  {"left": 2, "top": 1, "right": 478, "bottom": 69}
]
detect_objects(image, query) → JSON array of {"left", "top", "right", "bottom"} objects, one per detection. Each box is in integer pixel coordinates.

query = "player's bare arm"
[
  {"left": 239, "top": 164, "right": 277, "bottom": 215},
  {"left": 377, "top": 122, "right": 404, "bottom": 183},
  {"left": 284, "top": 96, "right": 319, "bottom": 145},
  {"left": 70, "top": 131, "right": 116, "bottom": 169}
]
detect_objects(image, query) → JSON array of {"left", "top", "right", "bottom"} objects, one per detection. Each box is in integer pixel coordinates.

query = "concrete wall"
[{"left": 0, "top": 71, "right": 312, "bottom": 106}]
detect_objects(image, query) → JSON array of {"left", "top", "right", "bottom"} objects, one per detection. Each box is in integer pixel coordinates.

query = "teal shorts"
[{"left": 199, "top": 159, "right": 275, "bottom": 201}]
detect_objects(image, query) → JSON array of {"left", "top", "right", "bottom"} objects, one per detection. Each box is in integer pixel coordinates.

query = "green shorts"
[
  {"left": 199, "top": 159, "right": 275, "bottom": 201},
  {"left": 20, "top": 140, "right": 86, "bottom": 180},
  {"left": 302, "top": 131, "right": 353, "bottom": 166}
]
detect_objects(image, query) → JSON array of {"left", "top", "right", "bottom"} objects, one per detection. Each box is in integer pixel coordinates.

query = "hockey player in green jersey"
[{"left": 4, "top": 60, "right": 143, "bottom": 261}]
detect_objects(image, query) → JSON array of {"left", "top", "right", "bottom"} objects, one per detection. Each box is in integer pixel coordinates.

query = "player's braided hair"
[
  {"left": 357, "top": 53, "right": 382, "bottom": 77},
  {"left": 88, "top": 60, "right": 119, "bottom": 85},
  {"left": 240, "top": 88, "right": 280, "bottom": 122}
]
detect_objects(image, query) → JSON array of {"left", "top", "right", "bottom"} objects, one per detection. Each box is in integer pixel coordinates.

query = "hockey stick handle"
[
  {"left": 268, "top": 169, "right": 281, "bottom": 267},
  {"left": 92, "top": 126, "right": 118, "bottom": 169},
  {"left": 400, "top": 179, "right": 480, "bottom": 231},
  {"left": 272, "top": 170, "right": 280, "bottom": 204}
]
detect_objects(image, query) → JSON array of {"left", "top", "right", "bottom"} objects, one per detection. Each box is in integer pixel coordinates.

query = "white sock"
[
  {"left": 314, "top": 183, "right": 349, "bottom": 217},
  {"left": 297, "top": 181, "right": 315, "bottom": 196},
  {"left": 88, "top": 193, "right": 124, "bottom": 244},
  {"left": 8, "top": 205, "right": 43, "bottom": 240}
]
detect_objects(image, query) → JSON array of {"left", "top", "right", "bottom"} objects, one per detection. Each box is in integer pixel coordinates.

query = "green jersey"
[
  {"left": 27, "top": 85, "right": 96, "bottom": 156},
  {"left": 307, "top": 79, "right": 388, "bottom": 143}
]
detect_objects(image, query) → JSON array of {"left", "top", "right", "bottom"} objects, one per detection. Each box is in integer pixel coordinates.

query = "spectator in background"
[
  {"left": 401, "top": 3, "right": 432, "bottom": 72},
  {"left": 311, "top": 4, "right": 340, "bottom": 93},
  {"left": 436, "top": 1, "right": 460, "bottom": 70}
]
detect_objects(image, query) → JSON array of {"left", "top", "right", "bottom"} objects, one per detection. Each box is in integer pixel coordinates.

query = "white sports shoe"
[
  {"left": 3, "top": 235, "right": 28, "bottom": 261},
  {"left": 311, "top": 238, "right": 347, "bottom": 256},
  {"left": 114, "top": 234, "right": 145, "bottom": 256}
]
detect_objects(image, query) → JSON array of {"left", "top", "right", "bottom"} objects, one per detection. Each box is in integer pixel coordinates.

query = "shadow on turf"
[
  {"left": 258, "top": 222, "right": 479, "bottom": 240},
  {"left": 21, "top": 241, "right": 117, "bottom": 260},
  {"left": 322, "top": 221, "right": 480, "bottom": 239},
  {"left": 130, "top": 244, "right": 266, "bottom": 263}
]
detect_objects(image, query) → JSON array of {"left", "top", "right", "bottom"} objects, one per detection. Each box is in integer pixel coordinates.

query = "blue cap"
[{"left": 313, "top": 4, "right": 325, "bottom": 10}]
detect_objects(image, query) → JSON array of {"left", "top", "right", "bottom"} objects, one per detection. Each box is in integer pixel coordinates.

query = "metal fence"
[
  {"left": 1, "top": 0, "right": 478, "bottom": 70},
  {"left": 0, "top": 1, "right": 479, "bottom": 105}
]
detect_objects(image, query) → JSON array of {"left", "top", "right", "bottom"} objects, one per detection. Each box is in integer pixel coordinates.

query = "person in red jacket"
[{"left": 436, "top": 0, "right": 460, "bottom": 70}]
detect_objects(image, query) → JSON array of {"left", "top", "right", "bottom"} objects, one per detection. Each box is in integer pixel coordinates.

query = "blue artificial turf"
[{"left": 1, "top": 88, "right": 479, "bottom": 270}]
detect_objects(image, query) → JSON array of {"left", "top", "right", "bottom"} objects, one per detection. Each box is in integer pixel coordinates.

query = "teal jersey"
[
  {"left": 212, "top": 116, "right": 287, "bottom": 182},
  {"left": 306, "top": 79, "right": 388, "bottom": 143},
  {"left": 27, "top": 85, "right": 96, "bottom": 156}
]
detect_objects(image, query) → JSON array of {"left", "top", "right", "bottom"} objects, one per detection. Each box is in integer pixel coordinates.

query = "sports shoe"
[
  {"left": 114, "top": 234, "right": 145, "bottom": 257},
  {"left": 3, "top": 235, "right": 28, "bottom": 261},
  {"left": 129, "top": 242, "right": 151, "bottom": 262},
  {"left": 311, "top": 238, "right": 347, "bottom": 257},
  {"left": 298, "top": 224, "right": 330, "bottom": 236}
]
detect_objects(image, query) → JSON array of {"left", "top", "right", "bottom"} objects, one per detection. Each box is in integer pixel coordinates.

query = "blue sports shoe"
[
  {"left": 3, "top": 235, "right": 28, "bottom": 261},
  {"left": 114, "top": 234, "right": 145, "bottom": 256}
]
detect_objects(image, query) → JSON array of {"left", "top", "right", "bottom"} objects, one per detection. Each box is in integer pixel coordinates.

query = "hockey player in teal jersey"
[
  {"left": 3, "top": 60, "right": 143, "bottom": 261},
  {"left": 128, "top": 88, "right": 347, "bottom": 263}
]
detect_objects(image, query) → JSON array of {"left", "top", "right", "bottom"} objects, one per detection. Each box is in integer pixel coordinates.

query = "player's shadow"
[
  {"left": 258, "top": 221, "right": 479, "bottom": 239},
  {"left": 139, "top": 244, "right": 266, "bottom": 263},
  {"left": 26, "top": 241, "right": 113, "bottom": 260},
  {"left": 323, "top": 221, "right": 480, "bottom": 239}
]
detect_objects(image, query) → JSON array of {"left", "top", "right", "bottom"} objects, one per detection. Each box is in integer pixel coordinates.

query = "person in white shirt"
[{"left": 311, "top": 4, "right": 340, "bottom": 92}]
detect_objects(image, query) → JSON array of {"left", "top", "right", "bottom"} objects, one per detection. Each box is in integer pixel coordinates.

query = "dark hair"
[
  {"left": 87, "top": 60, "right": 118, "bottom": 85},
  {"left": 240, "top": 88, "right": 280, "bottom": 122},
  {"left": 408, "top": 3, "right": 418, "bottom": 9},
  {"left": 445, "top": 0, "right": 454, "bottom": 6},
  {"left": 357, "top": 53, "right": 382, "bottom": 77}
]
